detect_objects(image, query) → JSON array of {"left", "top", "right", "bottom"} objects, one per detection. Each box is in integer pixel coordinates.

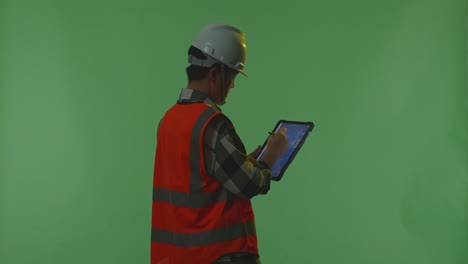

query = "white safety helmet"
[{"left": 189, "top": 23, "right": 248, "bottom": 77}]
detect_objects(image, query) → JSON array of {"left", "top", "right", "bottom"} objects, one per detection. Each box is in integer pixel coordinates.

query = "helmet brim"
[{"left": 238, "top": 69, "right": 248, "bottom": 77}]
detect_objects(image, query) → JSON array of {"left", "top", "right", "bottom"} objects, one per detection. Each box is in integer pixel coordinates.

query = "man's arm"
[{"left": 203, "top": 115, "right": 272, "bottom": 199}]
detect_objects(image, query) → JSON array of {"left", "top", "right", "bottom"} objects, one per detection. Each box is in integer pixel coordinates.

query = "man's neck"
[
  {"left": 187, "top": 81, "right": 209, "bottom": 94},
  {"left": 186, "top": 82, "right": 219, "bottom": 104}
]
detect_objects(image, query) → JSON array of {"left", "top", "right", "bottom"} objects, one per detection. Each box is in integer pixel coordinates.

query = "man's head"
[{"left": 185, "top": 24, "right": 247, "bottom": 105}]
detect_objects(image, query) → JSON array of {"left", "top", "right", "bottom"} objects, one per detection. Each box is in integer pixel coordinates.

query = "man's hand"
[
  {"left": 248, "top": 145, "right": 262, "bottom": 158},
  {"left": 259, "top": 128, "right": 289, "bottom": 169}
]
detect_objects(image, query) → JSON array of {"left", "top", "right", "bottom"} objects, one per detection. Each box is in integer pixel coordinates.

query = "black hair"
[{"left": 186, "top": 46, "right": 229, "bottom": 82}]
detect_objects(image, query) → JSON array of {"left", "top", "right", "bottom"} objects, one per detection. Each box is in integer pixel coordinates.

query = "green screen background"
[{"left": 1, "top": 0, "right": 467, "bottom": 263}]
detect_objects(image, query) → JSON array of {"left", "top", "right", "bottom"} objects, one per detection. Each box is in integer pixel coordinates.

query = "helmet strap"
[{"left": 220, "top": 64, "right": 227, "bottom": 104}]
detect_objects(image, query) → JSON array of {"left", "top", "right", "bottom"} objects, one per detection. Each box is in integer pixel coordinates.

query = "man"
[{"left": 151, "top": 23, "right": 289, "bottom": 264}]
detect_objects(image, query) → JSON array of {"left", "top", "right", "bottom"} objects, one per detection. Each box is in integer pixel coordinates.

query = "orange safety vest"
[{"left": 151, "top": 102, "right": 258, "bottom": 263}]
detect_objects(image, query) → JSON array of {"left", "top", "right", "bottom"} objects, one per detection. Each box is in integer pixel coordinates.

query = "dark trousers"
[{"left": 212, "top": 252, "right": 260, "bottom": 264}]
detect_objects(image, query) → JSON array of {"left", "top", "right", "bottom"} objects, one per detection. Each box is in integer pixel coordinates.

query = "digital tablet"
[{"left": 256, "top": 120, "right": 315, "bottom": 181}]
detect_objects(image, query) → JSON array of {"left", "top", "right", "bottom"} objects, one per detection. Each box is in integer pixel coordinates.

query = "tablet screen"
[{"left": 256, "top": 122, "right": 312, "bottom": 178}]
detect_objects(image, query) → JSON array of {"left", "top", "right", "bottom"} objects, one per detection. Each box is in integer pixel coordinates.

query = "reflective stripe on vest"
[
  {"left": 152, "top": 187, "right": 230, "bottom": 208},
  {"left": 152, "top": 221, "right": 256, "bottom": 247},
  {"left": 188, "top": 107, "right": 215, "bottom": 193}
]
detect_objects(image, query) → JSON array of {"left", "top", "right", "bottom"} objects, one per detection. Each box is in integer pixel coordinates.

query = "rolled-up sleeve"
[{"left": 203, "top": 115, "right": 272, "bottom": 199}]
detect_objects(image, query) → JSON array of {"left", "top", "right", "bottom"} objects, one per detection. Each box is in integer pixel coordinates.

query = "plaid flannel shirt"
[{"left": 161, "top": 88, "right": 272, "bottom": 199}]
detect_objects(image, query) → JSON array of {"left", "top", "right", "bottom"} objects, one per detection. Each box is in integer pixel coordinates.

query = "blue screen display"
[{"left": 256, "top": 122, "right": 310, "bottom": 177}]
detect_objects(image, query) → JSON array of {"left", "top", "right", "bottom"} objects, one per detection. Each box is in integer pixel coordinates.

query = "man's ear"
[
  {"left": 209, "top": 67, "right": 218, "bottom": 80},
  {"left": 208, "top": 67, "right": 220, "bottom": 86}
]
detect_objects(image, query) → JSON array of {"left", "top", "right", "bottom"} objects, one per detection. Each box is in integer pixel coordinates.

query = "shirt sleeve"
[{"left": 203, "top": 114, "right": 272, "bottom": 199}]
